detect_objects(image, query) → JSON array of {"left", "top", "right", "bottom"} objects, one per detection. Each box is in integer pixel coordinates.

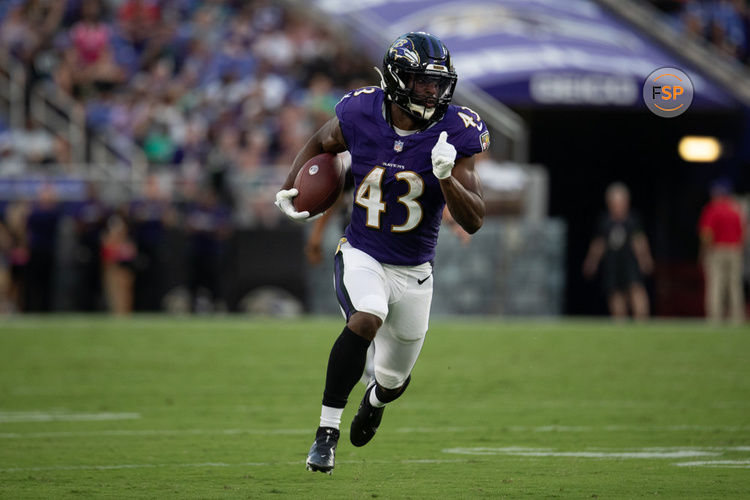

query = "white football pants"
[{"left": 333, "top": 240, "right": 433, "bottom": 390}]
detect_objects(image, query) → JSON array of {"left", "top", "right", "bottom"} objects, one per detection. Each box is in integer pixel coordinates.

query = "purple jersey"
[{"left": 336, "top": 87, "right": 489, "bottom": 265}]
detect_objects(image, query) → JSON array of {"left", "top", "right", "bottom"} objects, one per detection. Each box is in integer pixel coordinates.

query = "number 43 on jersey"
[{"left": 355, "top": 167, "right": 424, "bottom": 233}]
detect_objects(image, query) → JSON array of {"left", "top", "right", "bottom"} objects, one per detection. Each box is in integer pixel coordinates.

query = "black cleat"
[
  {"left": 350, "top": 384, "right": 384, "bottom": 447},
  {"left": 306, "top": 426, "right": 339, "bottom": 474}
]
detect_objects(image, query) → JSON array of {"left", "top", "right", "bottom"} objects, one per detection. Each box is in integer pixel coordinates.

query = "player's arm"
[
  {"left": 439, "top": 156, "right": 484, "bottom": 234},
  {"left": 442, "top": 206, "right": 472, "bottom": 246},
  {"left": 582, "top": 237, "right": 605, "bottom": 278},
  {"left": 631, "top": 232, "right": 654, "bottom": 275},
  {"left": 276, "top": 117, "right": 347, "bottom": 221},
  {"left": 698, "top": 228, "right": 712, "bottom": 264},
  {"left": 431, "top": 131, "right": 484, "bottom": 234},
  {"left": 697, "top": 207, "right": 715, "bottom": 262},
  {"left": 281, "top": 118, "right": 348, "bottom": 191},
  {"left": 305, "top": 193, "right": 344, "bottom": 265}
]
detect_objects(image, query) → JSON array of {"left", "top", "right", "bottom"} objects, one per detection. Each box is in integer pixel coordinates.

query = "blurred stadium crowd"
[
  {"left": 649, "top": 0, "right": 750, "bottom": 65},
  {"left": 0, "top": 0, "right": 370, "bottom": 174},
  {"left": 0, "top": 0, "right": 378, "bottom": 314}
]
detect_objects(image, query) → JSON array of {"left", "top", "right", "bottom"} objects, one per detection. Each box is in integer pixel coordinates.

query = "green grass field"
[{"left": 0, "top": 316, "right": 749, "bottom": 499}]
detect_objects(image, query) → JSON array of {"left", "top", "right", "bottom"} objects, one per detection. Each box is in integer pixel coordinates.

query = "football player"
[{"left": 275, "top": 32, "right": 488, "bottom": 474}]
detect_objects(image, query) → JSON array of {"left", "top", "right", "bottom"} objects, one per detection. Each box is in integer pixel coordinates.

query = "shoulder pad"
[{"left": 444, "top": 105, "right": 490, "bottom": 156}]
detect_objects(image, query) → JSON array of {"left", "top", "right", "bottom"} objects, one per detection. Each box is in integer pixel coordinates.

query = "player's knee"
[
  {"left": 347, "top": 312, "right": 382, "bottom": 341},
  {"left": 392, "top": 327, "right": 427, "bottom": 343},
  {"left": 374, "top": 362, "right": 415, "bottom": 390},
  {"left": 375, "top": 375, "right": 411, "bottom": 403}
]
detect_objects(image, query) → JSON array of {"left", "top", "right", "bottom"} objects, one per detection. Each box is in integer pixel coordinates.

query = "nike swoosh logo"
[{"left": 417, "top": 274, "right": 432, "bottom": 285}]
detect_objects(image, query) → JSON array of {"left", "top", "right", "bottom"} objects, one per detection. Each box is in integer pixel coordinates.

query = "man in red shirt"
[{"left": 698, "top": 179, "right": 746, "bottom": 324}]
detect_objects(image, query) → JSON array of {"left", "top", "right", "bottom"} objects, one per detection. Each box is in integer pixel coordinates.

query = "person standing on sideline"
[
  {"left": 73, "top": 182, "right": 109, "bottom": 311},
  {"left": 275, "top": 32, "right": 487, "bottom": 474},
  {"left": 100, "top": 213, "right": 136, "bottom": 315},
  {"left": 698, "top": 178, "right": 745, "bottom": 324},
  {"left": 25, "top": 183, "right": 62, "bottom": 312},
  {"left": 583, "top": 182, "right": 654, "bottom": 320}
]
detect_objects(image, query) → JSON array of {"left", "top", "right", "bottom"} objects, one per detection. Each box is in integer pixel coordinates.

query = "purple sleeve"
[
  {"left": 334, "top": 91, "right": 356, "bottom": 151},
  {"left": 446, "top": 105, "right": 491, "bottom": 158},
  {"left": 335, "top": 87, "right": 381, "bottom": 152}
]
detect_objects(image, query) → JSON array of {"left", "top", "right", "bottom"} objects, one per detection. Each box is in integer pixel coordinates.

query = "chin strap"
[
  {"left": 375, "top": 66, "right": 394, "bottom": 127},
  {"left": 384, "top": 98, "right": 393, "bottom": 127}
]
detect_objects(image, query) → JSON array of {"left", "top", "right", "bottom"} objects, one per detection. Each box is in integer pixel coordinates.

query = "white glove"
[
  {"left": 274, "top": 188, "right": 323, "bottom": 222},
  {"left": 431, "top": 131, "right": 457, "bottom": 180}
]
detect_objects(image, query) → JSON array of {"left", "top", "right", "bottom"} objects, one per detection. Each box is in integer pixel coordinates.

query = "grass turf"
[{"left": 0, "top": 316, "right": 748, "bottom": 498}]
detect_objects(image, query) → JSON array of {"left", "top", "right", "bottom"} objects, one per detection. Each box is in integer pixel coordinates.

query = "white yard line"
[
  {"left": 501, "top": 425, "right": 750, "bottom": 433},
  {"left": 394, "top": 426, "right": 483, "bottom": 433},
  {"left": 0, "top": 428, "right": 311, "bottom": 439},
  {"left": 442, "top": 447, "right": 723, "bottom": 459},
  {"left": 441, "top": 446, "right": 750, "bottom": 468},
  {"left": 602, "top": 425, "right": 750, "bottom": 432},
  {"left": 0, "top": 412, "right": 141, "bottom": 423},
  {"left": 674, "top": 460, "right": 750, "bottom": 468},
  {"left": 0, "top": 462, "right": 278, "bottom": 472}
]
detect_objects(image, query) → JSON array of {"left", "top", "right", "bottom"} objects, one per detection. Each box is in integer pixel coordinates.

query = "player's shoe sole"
[
  {"left": 306, "top": 426, "right": 339, "bottom": 474},
  {"left": 305, "top": 463, "right": 333, "bottom": 475}
]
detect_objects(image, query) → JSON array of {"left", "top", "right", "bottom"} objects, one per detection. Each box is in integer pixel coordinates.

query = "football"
[{"left": 293, "top": 153, "right": 345, "bottom": 217}]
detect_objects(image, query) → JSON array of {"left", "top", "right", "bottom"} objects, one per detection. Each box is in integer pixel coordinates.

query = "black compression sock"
[{"left": 321, "top": 326, "right": 371, "bottom": 409}]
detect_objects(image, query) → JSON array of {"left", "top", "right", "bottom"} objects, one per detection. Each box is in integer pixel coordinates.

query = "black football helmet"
[{"left": 378, "top": 32, "right": 457, "bottom": 124}]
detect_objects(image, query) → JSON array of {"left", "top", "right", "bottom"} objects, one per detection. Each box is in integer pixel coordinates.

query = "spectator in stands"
[
  {"left": 141, "top": 121, "right": 176, "bottom": 165},
  {"left": 5, "top": 0, "right": 373, "bottom": 232},
  {"left": 25, "top": 183, "right": 61, "bottom": 311},
  {"left": 680, "top": 0, "right": 711, "bottom": 39},
  {"left": 698, "top": 178, "right": 746, "bottom": 324},
  {"left": 236, "top": 127, "right": 271, "bottom": 172},
  {"left": 116, "top": 0, "right": 173, "bottom": 71},
  {"left": 203, "top": 63, "right": 252, "bottom": 109},
  {"left": 52, "top": 134, "right": 73, "bottom": 168},
  {"left": 101, "top": 212, "right": 136, "bottom": 315},
  {"left": 0, "top": 132, "right": 24, "bottom": 175},
  {"left": 56, "top": 0, "right": 126, "bottom": 98},
  {"left": 583, "top": 182, "right": 654, "bottom": 321},
  {"left": 275, "top": 103, "right": 314, "bottom": 167},
  {"left": 205, "top": 126, "right": 240, "bottom": 208},
  {"left": 709, "top": 0, "right": 747, "bottom": 59},
  {"left": 6, "top": 118, "right": 56, "bottom": 165},
  {"left": 662, "top": 0, "right": 750, "bottom": 64},
  {"left": 0, "top": 120, "right": 69, "bottom": 171},
  {"left": 304, "top": 72, "right": 339, "bottom": 130},
  {"left": 0, "top": 0, "right": 64, "bottom": 64},
  {"left": 0, "top": 2, "right": 38, "bottom": 62}
]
